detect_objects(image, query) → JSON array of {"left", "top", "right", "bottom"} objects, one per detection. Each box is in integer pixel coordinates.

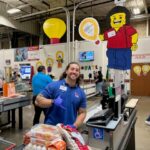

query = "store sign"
[
  {"left": 28, "top": 46, "right": 40, "bottom": 61},
  {"left": 132, "top": 53, "right": 150, "bottom": 60},
  {"left": 133, "top": 65, "right": 141, "bottom": 76},
  {"left": 133, "top": 64, "right": 150, "bottom": 76},
  {"left": 142, "top": 64, "right": 150, "bottom": 76},
  {"left": 79, "top": 18, "right": 100, "bottom": 44},
  {"left": 115, "top": 86, "right": 121, "bottom": 102},
  {"left": 92, "top": 128, "right": 104, "bottom": 140},
  {"left": 14, "top": 47, "right": 28, "bottom": 62}
]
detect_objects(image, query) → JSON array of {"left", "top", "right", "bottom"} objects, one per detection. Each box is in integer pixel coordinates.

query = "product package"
[{"left": 23, "top": 124, "right": 66, "bottom": 150}]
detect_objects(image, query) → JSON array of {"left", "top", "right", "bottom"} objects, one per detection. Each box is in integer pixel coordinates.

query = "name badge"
[
  {"left": 59, "top": 85, "right": 67, "bottom": 91},
  {"left": 107, "top": 30, "right": 116, "bottom": 38}
]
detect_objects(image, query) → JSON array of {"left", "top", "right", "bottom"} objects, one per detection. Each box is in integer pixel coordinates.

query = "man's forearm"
[
  {"left": 74, "top": 110, "right": 86, "bottom": 128},
  {"left": 35, "top": 94, "right": 53, "bottom": 108}
]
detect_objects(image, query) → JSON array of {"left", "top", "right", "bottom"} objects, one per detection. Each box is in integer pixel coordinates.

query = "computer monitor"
[
  {"left": 79, "top": 51, "right": 94, "bottom": 62},
  {"left": 19, "top": 64, "right": 31, "bottom": 80}
]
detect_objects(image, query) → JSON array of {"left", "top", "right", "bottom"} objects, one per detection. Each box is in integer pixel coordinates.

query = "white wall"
[
  {"left": 75, "top": 40, "right": 107, "bottom": 80},
  {"left": 73, "top": 37, "right": 150, "bottom": 90},
  {"left": 0, "top": 49, "right": 15, "bottom": 78},
  {"left": 0, "top": 43, "right": 68, "bottom": 80},
  {"left": 38, "top": 44, "right": 69, "bottom": 79},
  {"left": 0, "top": 36, "right": 150, "bottom": 82},
  {"left": 132, "top": 37, "right": 150, "bottom": 63}
]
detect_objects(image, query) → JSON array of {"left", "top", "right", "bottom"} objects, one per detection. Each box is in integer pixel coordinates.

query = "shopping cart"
[{"left": 0, "top": 137, "right": 16, "bottom": 150}]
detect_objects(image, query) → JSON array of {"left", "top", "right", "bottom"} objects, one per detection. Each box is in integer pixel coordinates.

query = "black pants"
[{"left": 33, "top": 95, "right": 46, "bottom": 125}]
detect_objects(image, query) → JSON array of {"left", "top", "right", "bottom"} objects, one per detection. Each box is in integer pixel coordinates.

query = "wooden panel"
[{"left": 131, "top": 63, "right": 150, "bottom": 96}]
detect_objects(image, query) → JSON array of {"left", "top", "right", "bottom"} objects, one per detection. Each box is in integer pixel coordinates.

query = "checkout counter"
[
  {"left": 86, "top": 106, "right": 137, "bottom": 150},
  {"left": 0, "top": 95, "right": 31, "bottom": 129},
  {"left": 81, "top": 82, "right": 97, "bottom": 98},
  {"left": 85, "top": 95, "right": 138, "bottom": 150},
  {"left": 0, "top": 67, "right": 31, "bottom": 129}
]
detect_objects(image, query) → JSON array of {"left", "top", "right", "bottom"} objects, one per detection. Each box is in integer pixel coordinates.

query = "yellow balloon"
[{"left": 43, "top": 18, "right": 66, "bottom": 39}]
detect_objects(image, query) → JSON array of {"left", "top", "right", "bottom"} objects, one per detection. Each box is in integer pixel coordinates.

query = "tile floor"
[{"left": 0, "top": 96, "right": 150, "bottom": 150}]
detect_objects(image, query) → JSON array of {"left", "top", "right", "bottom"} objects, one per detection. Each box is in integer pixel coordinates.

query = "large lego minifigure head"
[
  {"left": 106, "top": 6, "right": 130, "bottom": 30},
  {"left": 110, "top": 13, "right": 126, "bottom": 29}
]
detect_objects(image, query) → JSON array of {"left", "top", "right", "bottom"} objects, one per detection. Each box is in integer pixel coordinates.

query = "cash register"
[
  {"left": 87, "top": 108, "right": 114, "bottom": 126},
  {"left": 87, "top": 85, "right": 128, "bottom": 126}
]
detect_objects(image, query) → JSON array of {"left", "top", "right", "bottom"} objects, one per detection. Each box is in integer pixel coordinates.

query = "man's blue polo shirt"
[
  {"left": 40, "top": 79, "right": 87, "bottom": 126},
  {"left": 32, "top": 72, "right": 52, "bottom": 95}
]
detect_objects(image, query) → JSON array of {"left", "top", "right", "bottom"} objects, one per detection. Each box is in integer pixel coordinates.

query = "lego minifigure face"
[{"left": 110, "top": 13, "right": 126, "bottom": 29}]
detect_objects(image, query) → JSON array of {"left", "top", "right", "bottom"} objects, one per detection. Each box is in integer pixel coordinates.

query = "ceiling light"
[
  {"left": 132, "top": 8, "right": 141, "bottom": 15},
  {"left": 7, "top": 8, "right": 21, "bottom": 14}
]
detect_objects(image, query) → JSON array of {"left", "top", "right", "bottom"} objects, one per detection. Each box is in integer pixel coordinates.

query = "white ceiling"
[
  {"left": 0, "top": 0, "right": 150, "bottom": 38},
  {"left": 1, "top": 0, "right": 150, "bottom": 22}
]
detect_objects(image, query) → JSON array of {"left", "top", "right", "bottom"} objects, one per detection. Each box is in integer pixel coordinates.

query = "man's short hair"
[{"left": 37, "top": 66, "right": 45, "bottom": 72}]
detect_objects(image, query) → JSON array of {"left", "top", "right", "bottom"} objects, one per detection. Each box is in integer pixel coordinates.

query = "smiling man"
[{"left": 35, "top": 62, "right": 87, "bottom": 128}]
